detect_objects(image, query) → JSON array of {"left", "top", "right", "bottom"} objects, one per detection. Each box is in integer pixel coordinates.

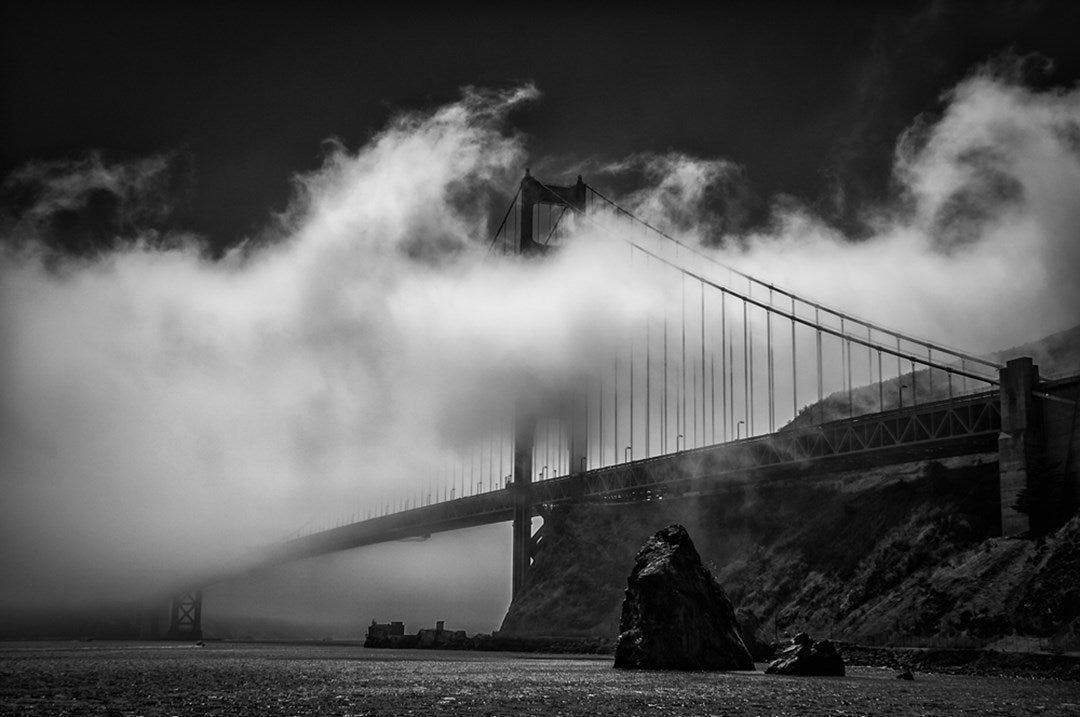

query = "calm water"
[{"left": 1, "top": 641, "right": 1078, "bottom": 716}]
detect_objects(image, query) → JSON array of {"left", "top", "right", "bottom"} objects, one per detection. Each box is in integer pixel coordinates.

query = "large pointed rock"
[{"left": 614, "top": 524, "right": 754, "bottom": 670}]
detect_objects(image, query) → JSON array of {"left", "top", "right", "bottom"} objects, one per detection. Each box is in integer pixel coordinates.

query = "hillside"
[
  {"left": 502, "top": 458, "right": 1080, "bottom": 651},
  {"left": 993, "top": 324, "right": 1080, "bottom": 379},
  {"left": 501, "top": 326, "right": 1080, "bottom": 651},
  {"left": 788, "top": 323, "right": 1080, "bottom": 429}
]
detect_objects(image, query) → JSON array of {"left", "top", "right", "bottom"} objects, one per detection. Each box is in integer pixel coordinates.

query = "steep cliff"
[
  {"left": 501, "top": 457, "right": 1080, "bottom": 651},
  {"left": 502, "top": 327, "right": 1080, "bottom": 648}
]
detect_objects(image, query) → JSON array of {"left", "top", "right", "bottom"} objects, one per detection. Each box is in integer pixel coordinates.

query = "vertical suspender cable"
[
  {"left": 815, "top": 308, "right": 823, "bottom": 425},
  {"left": 645, "top": 256, "right": 651, "bottom": 458},
  {"left": 840, "top": 318, "right": 850, "bottom": 418},
  {"left": 867, "top": 326, "right": 873, "bottom": 403},
  {"left": 767, "top": 288, "right": 775, "bottom": 433},
  {"left": 896, "top": 336, "right": 903, "bottom": 405},
  {"left": 927, "top": 346, "right": 933, "bottom": 398},
  {"left": 728, "top": 298, "right": 735, "bottom": 439},
  {"left": 748, "top": 300, "right": 754, "bottom": 436},
  {"left": 614, "top": 353, "right": 619, "bottom": 464},
  {"left": 842, "top": 336, "right": 851, "bottom": 421},
  {"left": 663, "top": 265, "right": 669, "bottom": 454},
  {"left": 692, "top": 346, "right": 697, "bottom": 447},
  {"left": 598, "top": 357, "right": 604, "bottom": 467},
  {"left": 743, "top": 300, "right": 750, "bottom": 434},
  {"left": 700, "top": 280, "right": 706, "bottom": 445},
  {"left": 628, "top": 246, "right": 634, "bottom": 460},
  {"left": 721, "top": 292, "right": 728, "bottom": 442},
  {"left": 681, "top": 272, "right": 687, "bottom": 447},
  {"left": 710, "top": 352, "right": 716, "bottom": 444},
  {"left": 791, "top": 297, "right": 797, "bottom": 424},
  {"left": 878, "top": 350, "right": 884, "bottom": 411},
  {"left": 911, "top": 360, "right": 918, "bottom": 406}
]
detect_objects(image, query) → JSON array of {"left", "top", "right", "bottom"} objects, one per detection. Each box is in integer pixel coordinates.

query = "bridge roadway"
[{"left": 243, "top": 391, "right": 1001, "bottom": 573}]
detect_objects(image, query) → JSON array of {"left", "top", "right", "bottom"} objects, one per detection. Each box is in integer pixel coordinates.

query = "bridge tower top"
[{"left": 518, "top": 171, "right": 586, "bottom": 255}]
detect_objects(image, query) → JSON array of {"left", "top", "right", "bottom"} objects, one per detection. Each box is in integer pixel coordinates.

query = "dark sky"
[{"left": 4, "top": 1, "right": 1079, "bottom": 251}]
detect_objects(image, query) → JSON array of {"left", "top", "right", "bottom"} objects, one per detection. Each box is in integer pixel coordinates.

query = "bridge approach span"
[{"left": 244, "top": 390, "right": 1000, "bottom": 573}]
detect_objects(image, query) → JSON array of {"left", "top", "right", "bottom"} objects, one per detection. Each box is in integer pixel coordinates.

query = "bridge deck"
[{"left": 246, "top": 391, "right": 1000, "bottom": 571}]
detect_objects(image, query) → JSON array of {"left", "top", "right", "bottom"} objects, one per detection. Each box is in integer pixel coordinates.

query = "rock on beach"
[
  {"left": 614, "top": 524, "right": 754, "bottom": 670},
  {"left": 765, "top": 633, "right": 845, "bottom": 676}
]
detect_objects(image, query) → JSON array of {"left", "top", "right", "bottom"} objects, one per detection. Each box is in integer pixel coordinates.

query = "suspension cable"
[
  {"left": 484, "top": 186, "right": 522, "bottom": 257},
  {"left": 582, "top": 183, "right": 1001, "bottom": 374}
]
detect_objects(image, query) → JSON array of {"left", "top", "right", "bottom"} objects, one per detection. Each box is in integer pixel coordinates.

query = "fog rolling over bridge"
[
  {"left": 177, "top": 174, "right": 1076, "bottom": 642},
  {"left": 2, "top": 4, "right": 1080, "bottom": 639}
]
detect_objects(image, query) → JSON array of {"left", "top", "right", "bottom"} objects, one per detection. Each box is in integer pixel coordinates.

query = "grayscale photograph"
[{"left": 1, "top": 1, "right": 1079, "bottom": 714}]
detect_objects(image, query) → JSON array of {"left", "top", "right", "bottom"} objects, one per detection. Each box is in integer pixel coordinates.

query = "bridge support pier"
[
  {"left": 512, "top": 413, "right": 536, "bottom": 599},
  {"left": 998, "top": 357, "right": 1042, "bottom": 536}
]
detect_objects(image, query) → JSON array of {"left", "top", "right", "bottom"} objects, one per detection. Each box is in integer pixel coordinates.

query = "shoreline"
[
  {"left": 6, "top": 636, "right": 1078, "bottom": 681},
  {"left": 358, "top": 632, "right": 1080, "bottom": 680}
]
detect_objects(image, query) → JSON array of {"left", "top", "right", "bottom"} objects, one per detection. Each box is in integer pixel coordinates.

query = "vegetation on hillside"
[
  {"left": 501, "top": 326, "right": 1080, "bottom": 648},
  {"left": 502, "top": 459, "right": 1080, "bottom": 651}
]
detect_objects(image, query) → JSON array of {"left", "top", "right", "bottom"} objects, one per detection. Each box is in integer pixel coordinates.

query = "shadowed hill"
[
  {"left": 503, "top": 458, "right": 1080, "bottom": 650},
  {"left": 992, "top": 324, "right": 1080, "bottom": 379},
  {"left": 502, "top": 326, "right": 1080, "bottom": 649}
]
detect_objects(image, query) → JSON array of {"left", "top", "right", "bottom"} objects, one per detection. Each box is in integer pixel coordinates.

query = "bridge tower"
[
  {"left": 166, "top": 589, "right": 203, "bottom": 640},
  {"left": 999, "top": 358, "right": 1040, "bottom": 535},
  {"left": 997, "top": 356, "right": 1079, "bottom": 536},
  {"left": 511, "top": 171, "right": 587, "bottom": 599},
  {"left": 517, "top": 170, "right": 585, "bottom": 255}
]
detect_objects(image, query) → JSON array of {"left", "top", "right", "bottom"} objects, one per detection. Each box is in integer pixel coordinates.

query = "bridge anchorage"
[{"left": 158, "top": 172, "right": 1077, "bottom": 640}]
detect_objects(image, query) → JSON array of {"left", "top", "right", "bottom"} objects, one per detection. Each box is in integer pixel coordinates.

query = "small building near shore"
[{"left": 366, "top": 620, "right": 405, "bottom": 641}]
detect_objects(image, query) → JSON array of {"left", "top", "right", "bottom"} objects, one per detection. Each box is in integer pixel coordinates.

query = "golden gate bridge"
[{"left": 158, "top": 173, "right": 1076, "bottom": 639}]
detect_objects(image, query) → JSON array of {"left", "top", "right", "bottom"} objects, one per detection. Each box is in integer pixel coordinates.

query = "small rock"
[{"left": 765, "top": 633, "right": 845, "bottom": 676}]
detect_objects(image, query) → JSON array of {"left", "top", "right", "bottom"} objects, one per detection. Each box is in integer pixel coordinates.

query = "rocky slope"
[
  {"left": 501, "top": 457, "right": 1080, "bottom": 651},
  {"left": 501, "top": 326, "right": 1080, "bottom": 649}
]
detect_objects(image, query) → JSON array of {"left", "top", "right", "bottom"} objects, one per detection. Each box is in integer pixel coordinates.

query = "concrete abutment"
[{"left": 998, "top": 357, "right": 1080, "bottom": 536}]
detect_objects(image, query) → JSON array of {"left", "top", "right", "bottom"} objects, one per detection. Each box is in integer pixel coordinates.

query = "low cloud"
[
  {"left": 0, "top": 151, "right": 190, "bottom": 257},
  {"left": 629, "top": 67, "right": 1080, "bottom": 354}
]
